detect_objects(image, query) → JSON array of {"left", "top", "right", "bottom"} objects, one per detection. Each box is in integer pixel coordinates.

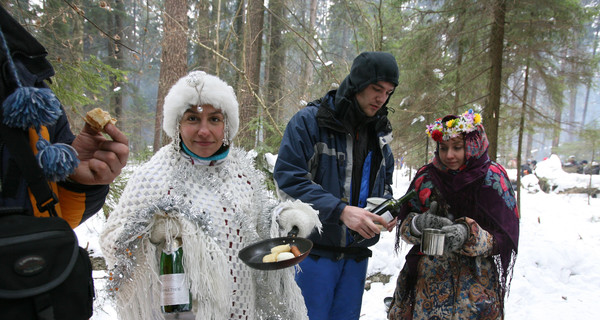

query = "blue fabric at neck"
[{"left": 181, "top": 142, "right": 229, "bottom": 161}]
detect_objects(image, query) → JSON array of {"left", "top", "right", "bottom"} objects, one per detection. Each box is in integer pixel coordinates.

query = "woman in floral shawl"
[{"left": 388, "top": 110, "right": 519, "bottom": 320}]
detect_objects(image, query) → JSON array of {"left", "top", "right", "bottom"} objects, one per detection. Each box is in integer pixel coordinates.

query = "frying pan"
[{"left": 238, "top": 226, "right": 313, "bottom": 270}]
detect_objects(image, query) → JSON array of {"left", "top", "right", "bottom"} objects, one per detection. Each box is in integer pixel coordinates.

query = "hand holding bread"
[{"left": 69, "top": 107, "right": 129, "bottom": 185}]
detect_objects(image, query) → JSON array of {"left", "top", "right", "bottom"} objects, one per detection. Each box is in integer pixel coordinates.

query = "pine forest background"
[{"left": 5, "top": 0, "right": 600, "bottom": 206}]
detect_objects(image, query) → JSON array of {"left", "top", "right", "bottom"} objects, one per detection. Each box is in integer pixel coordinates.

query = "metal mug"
[{"left": 421, "top": 228, "right": 445, "bottom": 256}]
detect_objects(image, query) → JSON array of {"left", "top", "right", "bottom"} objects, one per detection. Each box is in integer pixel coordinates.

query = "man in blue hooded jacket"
[{"left": 273, "top": 52, "right": 399, "bottom": 319}]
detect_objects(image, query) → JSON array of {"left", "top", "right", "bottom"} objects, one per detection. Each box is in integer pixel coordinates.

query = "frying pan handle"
[{"left": 287, "top": 225, "right": 299, "bottom": 237}]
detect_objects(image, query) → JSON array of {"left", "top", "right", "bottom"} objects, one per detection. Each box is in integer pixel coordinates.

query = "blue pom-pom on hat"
[
  {"left": 35, "top": 138, "right": 80, "bottom": 181},
  {"left": 2, "top": 86, "right": 62, "bottom": 130}
]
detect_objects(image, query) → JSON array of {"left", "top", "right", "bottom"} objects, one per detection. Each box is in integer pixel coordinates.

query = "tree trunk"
[
  {"left": 214, "top": 0, "right": 223, "bottom": 75},
  {"left": 194, "top": 0, "right": 212, "bottom": 73},
  {"left": 516, "top": 63, "right": 530, "bottom": 215},
  {"left": 110, "top": 0, "right": 125, "bottom": 120},
  {"left": 236, "top": 0, "right": 264, "bottom": 149},
  {"left": 452, "top": 7, "right": 467, "bottom": 115},
  {"left": 375, "top": 0, "right": 384, "bottom": 50},
  {"left": 129, "top": 1, "right": 150, "bottom": 154},
  {"left": 551, "top": 103, "right": 562, "bottom": 151},
  {"left": 153, "top": 0, "right": 188, "bottom": 153},
  {"left": 233, "top": 0, "right": 245, "bottom": 86},
  {"left": 567, "top": 85, "right": 577, "bottom": 142},
  {"left": 266, "top": 0, "right": 285, "bottom": 122},
  {"left": 308, "top": 0, "right": 318, "bottom": 77},
  {"left": 582, "top": 82, "right": 592, "bottom": 129},
  {"left": 297, "top": 0, "right": 318, "bottom": 101},
  {"left": 581, "top": 27, "right": 599, "bottom": 129},
  {"left": 483, "top": 0, "right": 506, "bottom": 162},
  {"left": 525, "top": 78, "right": 537, "bottom": 160}
]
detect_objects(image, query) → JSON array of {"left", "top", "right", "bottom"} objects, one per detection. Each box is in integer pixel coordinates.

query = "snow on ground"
[{"left": 77, "top": 156, "right": 600, "bottom": 319}]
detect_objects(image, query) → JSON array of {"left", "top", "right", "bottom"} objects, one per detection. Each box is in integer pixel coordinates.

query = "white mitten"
[
  {"left": 275, "top": 200, "right": 322, "bottom": 238},
  {"left": 150, "top": 216, "right": 182, "bottom": 244}
]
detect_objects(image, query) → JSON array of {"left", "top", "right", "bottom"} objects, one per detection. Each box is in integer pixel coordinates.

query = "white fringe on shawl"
[
  {"left": 180, "top": 219, "right": 230, "bottom": 319},
  {"left": 114, "top": 240, "right": 161, "bottom": 320}
]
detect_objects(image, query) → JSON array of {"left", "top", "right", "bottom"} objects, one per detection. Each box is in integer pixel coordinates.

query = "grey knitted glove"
[
  {"left": 441, "top": 223, "right": 469, "bottom": 253},
  {"left": 411, "top": 201, "right": 453, "bottom": 236}
]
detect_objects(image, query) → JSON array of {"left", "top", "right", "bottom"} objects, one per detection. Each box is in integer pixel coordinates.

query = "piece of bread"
[
  {"left": 270, "top": 244, "right": 291, "bottom": 255},
  {"left": 262, "top": 253, "right": 277, "bottom": 263},
  {"left": 85, "top": 108, "right": 116, "bottom": 131},
  {"left": 275, "top": 252, "right": 295, "bottom": 262}
]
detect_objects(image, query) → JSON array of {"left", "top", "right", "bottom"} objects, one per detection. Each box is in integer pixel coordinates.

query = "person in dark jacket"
[
  {"left": 273, "top": 51, "right": 399, "bottom": 319},
  {"left": 0, "top": 5, "right": 129, "bottom": 228}
]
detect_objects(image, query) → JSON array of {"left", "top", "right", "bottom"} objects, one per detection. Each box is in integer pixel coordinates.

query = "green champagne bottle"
[
  {"left": 351, "top": 189, "right": 417, "bottom": 244},
  {"left": 160, "top": 237, "right": 192, "bottom": 313}
]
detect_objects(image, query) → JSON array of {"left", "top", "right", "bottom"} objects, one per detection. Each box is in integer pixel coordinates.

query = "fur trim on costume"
[
  {"left": 274, "top": 200, "right": 322, "bottom": 238},
  {"left": 163, "top": 71, "right": 239, "bottom": 141}
]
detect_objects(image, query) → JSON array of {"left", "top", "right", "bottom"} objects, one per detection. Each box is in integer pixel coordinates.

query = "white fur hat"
[{"left": 163, "top": 71, "right": 239, "bottom": 141}]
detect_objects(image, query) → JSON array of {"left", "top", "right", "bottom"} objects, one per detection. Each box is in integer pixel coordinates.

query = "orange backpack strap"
[{"left": 0, "top": 121, "right": 58, "bottom": 216}]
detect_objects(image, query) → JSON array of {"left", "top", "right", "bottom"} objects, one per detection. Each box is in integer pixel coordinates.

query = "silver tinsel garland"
[{"left": 105, "top": 194, "right": 215, "bottom": 295}]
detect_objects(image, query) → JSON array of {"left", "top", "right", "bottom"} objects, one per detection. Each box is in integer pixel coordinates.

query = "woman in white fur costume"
[{"left": 100, "top": 71, "right": 320, "bottom": 320}]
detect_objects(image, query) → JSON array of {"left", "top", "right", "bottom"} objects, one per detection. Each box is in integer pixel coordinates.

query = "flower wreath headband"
[{"left": 426, "top": 109, "right": 482, "bottom": 142}]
